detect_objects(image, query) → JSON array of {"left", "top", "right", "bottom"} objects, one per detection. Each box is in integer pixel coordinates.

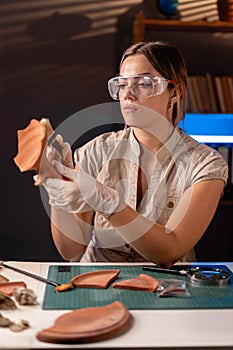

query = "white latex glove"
[
  {"left": 34, "top": 140, "right": 74, "bottom": 185},
  {"left": 46, "top": 140, "right": 74, "bottom": 169},
  {"left": 43, "top": 161, "right": 124, "bottom": 217}
]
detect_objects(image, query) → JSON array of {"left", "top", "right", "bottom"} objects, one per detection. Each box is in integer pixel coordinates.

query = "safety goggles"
[{"left": 108, "top": 74, "right": 173, "bottom": 101}]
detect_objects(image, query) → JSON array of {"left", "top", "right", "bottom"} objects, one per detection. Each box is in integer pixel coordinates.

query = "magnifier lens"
[{"left": 187, "top": 267, "right": 230, "bottom": 286}]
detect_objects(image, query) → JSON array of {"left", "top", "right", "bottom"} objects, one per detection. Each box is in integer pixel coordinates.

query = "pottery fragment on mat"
[
  {"left": 71, "top": 269, "right": 121, "bottom": 289},
  {"left": 112, "top": 273, "right": 159, "bottom": 292}
]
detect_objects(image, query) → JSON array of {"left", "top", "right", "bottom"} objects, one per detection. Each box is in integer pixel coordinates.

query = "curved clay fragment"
[
  {"left": 36, "top": 301, "right": 132, "bottom": 344},
  {"left": 0, "top": 281, "right": 27, "bottom": 296},
  {"left": 13, "top": 118, "right": 65, "bottom": 185},
  {"left": 71, "top": 269, "right": 120, "bottom": 289},
  {"left": 13, "top": 119, "right": 47, "bottom": 172},
  {"left": 112, "top": 273, "right": 159, "bottom": 292}
]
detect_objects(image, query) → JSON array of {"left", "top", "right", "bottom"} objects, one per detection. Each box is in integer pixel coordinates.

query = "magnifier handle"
[{"left": 142, "top": 265, "right": 187, "bottom": 276}]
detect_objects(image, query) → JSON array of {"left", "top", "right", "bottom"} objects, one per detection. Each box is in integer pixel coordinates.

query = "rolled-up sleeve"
[{"left": 190, "top": 144, "right": 229, "bottom": 185}]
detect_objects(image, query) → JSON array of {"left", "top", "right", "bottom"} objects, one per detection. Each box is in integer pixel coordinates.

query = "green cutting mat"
[{"left": 42, "top": 265, "right": 233, "bottom": 310}]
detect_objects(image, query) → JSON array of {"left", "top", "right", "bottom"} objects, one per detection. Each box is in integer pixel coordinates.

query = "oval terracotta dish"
[
  {"left": 71, "top": 269, "right": 120, "bottom": 289},
  {"left": 13, "top": 119, "right": 47, "bottom": 172},
  {"left": 36, "top": 301, "right": 132, "bottom": 344}
]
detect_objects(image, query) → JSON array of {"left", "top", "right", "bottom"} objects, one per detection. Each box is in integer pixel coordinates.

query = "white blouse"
[{"left": 74, "top": 127, "right": 228, "bottom": 262}]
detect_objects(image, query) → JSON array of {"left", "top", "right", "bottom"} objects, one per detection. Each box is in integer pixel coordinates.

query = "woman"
[{"left": 42, "top": 41, "right": 228, "bottom": 266}]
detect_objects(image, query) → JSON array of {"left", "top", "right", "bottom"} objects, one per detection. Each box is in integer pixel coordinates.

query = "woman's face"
[{"left": 119, "top": 54, "right": 174, "bottom": 129}]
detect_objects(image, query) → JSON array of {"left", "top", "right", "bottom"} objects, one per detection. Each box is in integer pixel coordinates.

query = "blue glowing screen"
[{"left": 179, "top": 114, "right": 233, "bottom": 144}]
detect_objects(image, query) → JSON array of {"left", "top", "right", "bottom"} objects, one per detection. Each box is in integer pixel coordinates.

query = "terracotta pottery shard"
[
  {"left": 13, "top": 119, "right": 47, "bottom": 172},
  {"left": 0, "top": 274, "right": 9, "bottom": 283},
  {"left": 0, "top": 281, "right": 27, "bottom": 296},
  {"left": 71, "top": 269, "right": 120, "bottom": 289},
  {"left": 112, "top": 273, "right": 159, "bottom": 292},
  {"left": 36, "top": 301, "right": 132, "bottom": 344}
]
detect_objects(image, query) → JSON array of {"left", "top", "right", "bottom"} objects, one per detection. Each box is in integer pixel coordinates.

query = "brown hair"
[{"left": 120, "top": 41, "right": 187, "bottom": 125}]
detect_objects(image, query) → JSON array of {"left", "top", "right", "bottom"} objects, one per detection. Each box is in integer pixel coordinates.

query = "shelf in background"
[{"left": 133, "top": 13, "right": 233, "bottom": 42}]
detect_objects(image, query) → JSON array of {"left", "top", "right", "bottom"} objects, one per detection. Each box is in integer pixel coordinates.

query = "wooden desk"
[{"left": 1, "top": 261, "right": 233, "bottom": 349}]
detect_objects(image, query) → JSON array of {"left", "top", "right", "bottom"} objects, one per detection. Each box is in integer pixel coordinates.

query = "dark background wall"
[
  {"left": 1, "top": 0, "right": 232, "bottom": 262},
  {"left": 0, "top": 0, "right": 143, "bottom": 261}
]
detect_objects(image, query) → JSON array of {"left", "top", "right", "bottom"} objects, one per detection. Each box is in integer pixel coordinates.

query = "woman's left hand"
[{"left": 42, "top": 161, "right": 124, "bottom": 216}]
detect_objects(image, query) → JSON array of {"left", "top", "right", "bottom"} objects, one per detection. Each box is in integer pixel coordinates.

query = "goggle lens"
[{"left": 108, "top": 75, "right": 171, "bottom": 100}]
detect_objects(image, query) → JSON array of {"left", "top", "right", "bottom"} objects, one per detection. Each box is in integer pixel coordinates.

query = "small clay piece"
[
  {"left": 0, "top": 281, "right": 27, "bottom": 296},
  {"left": 112, "top": 273, "right": 159, "bottom": 292},
  {"left": 0, "top": 274, "right": 9, "bottom": 283},
  {"left": 36, "top": 301, "right": 132, "bottom": 344},
  {"left": 9, "top": 319, "right": 30, "bottom": 332},
  {"left": 0, "top": 294, "right": 17, "bottom": 310},
  {"left": 71, "top": 269, "right": 120, "bottom": 289},
  {"left": 0, "top": 313, "right": 30, "bottom": 332},
  {"left": 0, "top": 313, "right": 12, "bottom": 327},
  {"left": 13, "top": 287, "right": 38, "bottom": 305}
]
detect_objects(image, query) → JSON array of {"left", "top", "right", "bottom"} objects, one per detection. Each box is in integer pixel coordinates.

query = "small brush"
[{"left": 0, "top": 261, "right": 73, "bottom": 292}]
